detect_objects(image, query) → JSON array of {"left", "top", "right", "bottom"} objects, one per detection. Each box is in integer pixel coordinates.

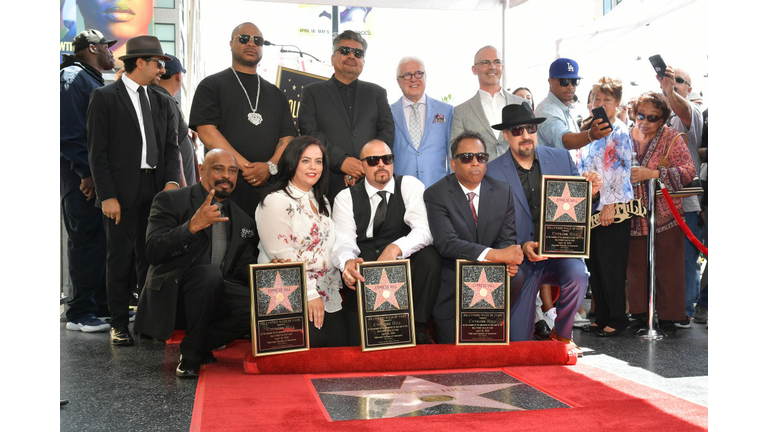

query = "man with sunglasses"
[
  {"left": 424, "top": 131, "right": 525, "bottom": 344},
  {"left": 299, "top": 30, "right": 394, "bottom": 202},
  {"left": 486, "top": 103, "right": 602, "bottom": 353},
  {"left": 190, "top": 22, "right": 296, "bottom": 217},
  {"left": 451, "top": 46, "right": 526, "bottom": 161},
  {"left": 390, "top": 56, "right": 454, "bottom": 188},
  {"left": 87, "top": 35, "right": 181, "bottom": 346},
  {"left": 332, "top": 140, "right": 441, "bottom": 345},
  {"left": 657, "top": 64, "right": 704, "bottom": 328},
  {"left": 536, "top": 58, "right": 611, "bottom": 150}
]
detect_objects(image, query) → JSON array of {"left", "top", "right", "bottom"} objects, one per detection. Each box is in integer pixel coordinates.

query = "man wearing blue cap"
[
  {"left": 536, "top": 58, "right": 611, "bottom": 150},
  {"left": 151, "top": 54, "right": 199, "bottom": 186}
]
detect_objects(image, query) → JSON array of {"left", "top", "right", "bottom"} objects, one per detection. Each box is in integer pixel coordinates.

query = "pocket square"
[
  {"left": 433, "top": 113, "right": 446, "bottom": 123},
  {"left": 241, "top": 228, "right": 255, "bottom": 238}
]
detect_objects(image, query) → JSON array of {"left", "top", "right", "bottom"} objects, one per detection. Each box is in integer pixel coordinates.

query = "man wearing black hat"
[
  {"left": 486, "top": 103, "right": 602, "bottom": 353},
  {"left": 151, "top": 54, "right": 199, "bottom": 186},
  {"left": 87, "top": 35, "right": 181, "bottom": 346},
  {"left": 61, "top": 29, "right": 116, "bottom": 333}
]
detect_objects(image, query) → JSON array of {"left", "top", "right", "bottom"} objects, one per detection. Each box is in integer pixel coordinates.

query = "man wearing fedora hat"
[
  {"left": 87, "top": 35, "right": 181, "bottom": 346},
  {"left": 486, "top": 102, "right": 602, "bottom": 354}
]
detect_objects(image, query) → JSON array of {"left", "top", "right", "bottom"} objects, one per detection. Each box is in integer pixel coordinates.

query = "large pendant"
[{"left": 248, "top": 112, "right": 263, "bottom": 126}]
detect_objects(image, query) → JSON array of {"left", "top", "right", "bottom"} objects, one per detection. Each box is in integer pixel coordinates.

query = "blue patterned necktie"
[{"left": 408, "top": 103, "right": 422, "bottom": 149}]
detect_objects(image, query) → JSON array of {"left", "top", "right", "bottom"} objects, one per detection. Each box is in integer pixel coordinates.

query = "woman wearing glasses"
[
  {"left": 254, "top": 136, "right": 346, "bottom": 347},
  {"left": 572, "top": 77, "right": 634, "bottom": 337},
  {"left": 626, "top": 91, "right": 696, "bottom": 333}
]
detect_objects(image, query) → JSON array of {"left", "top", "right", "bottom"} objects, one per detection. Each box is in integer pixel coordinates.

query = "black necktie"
[
  {"left": 137, "top": 86, "right": 158, "bottom": 168},
  {"left": 211, "top": 202, "right": 227, "bottom": 269},
  {"left": 372, "top": 191, "right": 388, "bottom": 236}
]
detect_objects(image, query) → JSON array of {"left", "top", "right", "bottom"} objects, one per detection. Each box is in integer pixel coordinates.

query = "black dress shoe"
[
  {"left": 532, "top": 320, "right": 552, "bottom": 341},
  {"left": 595, "top": 327, "right": 624, "bottom": 338},
  {"left": 110, "top": 327, "right": 135, "bottom": 346},
  {"left": 416, "top": 332, "right": 434, "bottom": 345},
  {"left": 176, "top": 356, "right": 200, "bottom": 378},
  {"left": 201, "top": 352, "right": 218, "bottom": 364}
]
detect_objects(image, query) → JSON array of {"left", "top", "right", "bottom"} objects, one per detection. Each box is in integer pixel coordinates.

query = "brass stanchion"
[{"left": 637, "top": 179, "right": 665, "bottom": 339}]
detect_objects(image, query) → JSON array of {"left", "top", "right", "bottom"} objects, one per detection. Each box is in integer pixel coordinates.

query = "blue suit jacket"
[
  {"left": 486, "top": 145, "right": 581, "bottom": 244},
  {"left": 390, "top": 95, "right": 454, "bottom": 188}
]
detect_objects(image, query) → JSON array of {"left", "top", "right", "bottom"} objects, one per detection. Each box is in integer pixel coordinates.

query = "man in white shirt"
[
  {"left": 332, "top": 140, "right": 441, "bottom": 345},
  {"left": 451, "top": 46, "right": 526, "bottom": 161}
]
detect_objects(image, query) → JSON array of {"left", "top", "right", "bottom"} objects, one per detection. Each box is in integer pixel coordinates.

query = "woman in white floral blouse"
[{"left": 255, "top": 136, "right": 346, "bottom": 347}]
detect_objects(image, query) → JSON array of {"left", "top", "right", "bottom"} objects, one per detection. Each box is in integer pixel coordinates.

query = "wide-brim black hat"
[
  {"left": 118, "top": 35, "right": 173, "bottom": 61},
  {"left": 491, "top": 102, "right": 547, "bottom": 130}
]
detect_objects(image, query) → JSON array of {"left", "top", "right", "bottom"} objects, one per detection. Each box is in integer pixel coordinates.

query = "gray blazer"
[{"left": 450, "top": 89, "right": 525, "bottom": 161}]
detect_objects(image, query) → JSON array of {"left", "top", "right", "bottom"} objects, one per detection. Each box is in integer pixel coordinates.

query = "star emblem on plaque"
[
  {"left": 456, "top": 261, "right": 509, "bottom": 345},
  {"left": 539, "top": 175, "right": 592, "bottom": 258}
]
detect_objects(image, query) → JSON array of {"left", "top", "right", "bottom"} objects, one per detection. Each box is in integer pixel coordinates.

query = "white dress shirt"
[
  {"left": 479, "top": 88, "right": 507, "bottom": 139},
  {"left": 457, "top": 181, "right": 491, "bottom": 261},
  {"left": 121, "top": 74, "right": 155, "bottom": 169},
  {"left": 331, "top": 175, "right": 433, "bottom": 271}
]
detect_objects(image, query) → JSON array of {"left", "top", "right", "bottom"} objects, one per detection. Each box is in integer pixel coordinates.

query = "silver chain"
[{"left": 230, "top": 67, "right": 262, "bottom": 125}]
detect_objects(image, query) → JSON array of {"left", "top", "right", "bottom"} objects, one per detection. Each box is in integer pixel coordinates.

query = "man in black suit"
[
  {"left": 134, "top": 149, "right": 259, "bottom": 377},
  {"left": 298, "top": 29, "right": 394, "bottom": 201},
  {"left": 87, "top": 35, "right": 180, "bottom": 346},
  {"left": 423, "top": 131, "right": 524, "bottom": 344}
]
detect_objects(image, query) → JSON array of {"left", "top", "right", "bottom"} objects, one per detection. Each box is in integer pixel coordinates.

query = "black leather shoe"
[
  {"left": 176, "top": 356, "right": 200, "bottom": 378},
  {"left": 110, "top": 327, "right": 135, "bottom": 346},
  {"left": 595, "top": 327, "right": 624, "bottom": 338},
  {"left": 532, "top": 320, "right": 552, "bottom": 340},
  {"left": 416, "top": 332, "right": 434, "bottom": 345},
  {"left": 201, "top": 352, "right": 218, "bottom": 364}
]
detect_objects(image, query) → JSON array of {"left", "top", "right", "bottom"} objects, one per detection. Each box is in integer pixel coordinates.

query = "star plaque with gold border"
[
  {"left": 455, "top": 260, "right": 510, "bottom": 345},
  {"left": 538, "top": 175, "right": 592, "bottom": 258}
]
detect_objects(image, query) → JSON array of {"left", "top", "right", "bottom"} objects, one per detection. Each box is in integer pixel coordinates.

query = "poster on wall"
[{"left": 296, "top": 4, "right": 375, "bottom": 39}]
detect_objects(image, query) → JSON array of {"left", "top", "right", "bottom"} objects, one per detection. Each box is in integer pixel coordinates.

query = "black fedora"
[
  {"left": 118, "top": 35, "right": 173, "bottom": 61},
  {"left": 491, "top": 102, "right": 546, "bottom": 130}
]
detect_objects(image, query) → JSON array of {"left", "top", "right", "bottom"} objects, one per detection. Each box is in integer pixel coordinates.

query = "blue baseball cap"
[
  {"left": 163, "top": 53, "right": 186, "bottom": 75},
  {"left": 549, "top": 58, "right": 581, "bottom": 79}
]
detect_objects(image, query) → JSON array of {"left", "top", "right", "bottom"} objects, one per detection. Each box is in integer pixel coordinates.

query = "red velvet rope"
[{"left": 659, "top": 186, "right": 708, "bottom": 257}]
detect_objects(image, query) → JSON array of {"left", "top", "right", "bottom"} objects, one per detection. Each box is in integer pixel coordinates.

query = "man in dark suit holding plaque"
[
  {"left": 423, "top": 131, "right": 524, "bottom": 344},
  {"left": 486, "top": 103, "right": 601, "bottom": 351},
  {"left": 134, "top": 149, "right": 259, "bottom": 377},
  {"left": 331, "top": 140, "right": 441, "bottom": 346}
]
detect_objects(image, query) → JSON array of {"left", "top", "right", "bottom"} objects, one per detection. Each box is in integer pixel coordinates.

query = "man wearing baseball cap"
[
  {"left": 87, "top": 35, "right": 181, "bottom": 346},
  {"left": 535, "top": 58, "right": 611, "bottom": 150},
  {"left": 60, "top": 29, "right": 116, "bottom": 333}
]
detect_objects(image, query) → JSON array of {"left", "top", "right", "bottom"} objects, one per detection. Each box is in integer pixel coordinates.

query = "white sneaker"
[
  {"left": 543, "top": 308, "right": 557, "bottom": 329},
  {"left": 66, "top": 316, "right": 110, "bottom": 333},
  {"left": 573, "top": 311, "right": 590, "bottom": 326}
]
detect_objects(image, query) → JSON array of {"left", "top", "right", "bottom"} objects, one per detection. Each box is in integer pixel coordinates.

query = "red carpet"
[{"left": 190, "top": 341, "right": 707, "bottom": 431}]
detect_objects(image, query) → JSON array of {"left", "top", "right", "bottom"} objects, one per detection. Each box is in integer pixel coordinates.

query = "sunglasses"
[
  {"left": 558, "top": 78, "right": 580, "bottom": 87},
  {"left": 674, "top": 76, "right": 691, "bottom": 86},
  {"left": 636, "top": 113, "right": 662, "bottom": 123},
  {"left": 236, "top": 34, "right": 265, "bottom": 46},
  {"left": 361, "top": 154, "right": 394, "bottom": 166},
  {"left": 398, "top": 70, "right": 425, "bottom": 81},
  {"left": 143, "top": 58, "right": 165, "bottom": 69},
  {"left": 454, "top": 152, "right": 489, "bottom": 164},
  {"left": 508, "top": 124, "right": 538, "bottom": 136},
  {"left": 336, "top": 46, "right": 365, "bottom": 58}
]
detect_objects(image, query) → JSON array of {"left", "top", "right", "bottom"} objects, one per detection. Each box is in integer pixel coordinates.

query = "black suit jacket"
[
  {"left": 298, "top": 76, "right": 394, "bottom": 197},
  {"left": 423, "top": 174, "right": 517, "bottom": 320},
  {"left": 133, "top": 184, "right": 259, "bottom": 339},
  {"left": 87, "top": 78, "right": 181, "bottom": 208}
]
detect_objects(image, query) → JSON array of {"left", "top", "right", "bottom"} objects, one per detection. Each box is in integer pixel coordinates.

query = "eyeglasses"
[
  {"left": 361, "top": 154, "right": 394, "bottom": 166},
  {"left": 473, "top": 59, "right": 503, "bottom": 67},
  {"left": 454, "top": 152, "right": 489, "bottom": 164},
  {"left": 336, "top": 46, "right": 365, "bottom": 58},
  {"left": 636, "top": 113, "right": 662, "bottom": 123},
  {"left": 236, "top": 34, "right": 265, "bottom": 46},
  {"left": 558, "top": 78, "right": 580, "bottom": 87},
  {"left": 397, "top": 70, "right": 425, "bottom": 81},
  {"left": 143, "top": 58, "right": 165, "bottom": 69},
  {"left": 674, "top": 76, "right": 691, "bottom": 86},
  {"left": 507, "top": 124, "right": 538, "bottom": 136}
]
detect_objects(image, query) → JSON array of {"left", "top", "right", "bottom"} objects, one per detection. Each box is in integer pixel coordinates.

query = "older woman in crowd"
[
  {"left": 573, "top": 77, "right": 634, "bottom": 337},
  {"left": 627, "top": 91, "right": 696, "bottom": 332},
  {"left": 255, "top": 136, "right": 346, "bottom": 347}
]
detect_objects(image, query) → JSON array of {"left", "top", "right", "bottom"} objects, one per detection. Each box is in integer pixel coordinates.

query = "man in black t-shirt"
[{"left": 190, "top": 22, "right": 296, "bottom": 216}]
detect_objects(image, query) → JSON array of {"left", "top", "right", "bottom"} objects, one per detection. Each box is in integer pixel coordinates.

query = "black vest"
[{"left": 350, "top": 176, "right": 410, "bottom": 261}]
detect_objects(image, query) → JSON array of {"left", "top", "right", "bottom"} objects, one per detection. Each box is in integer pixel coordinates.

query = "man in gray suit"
[{"left": 451, "top": 45, "right": 525, "bottom": 161}]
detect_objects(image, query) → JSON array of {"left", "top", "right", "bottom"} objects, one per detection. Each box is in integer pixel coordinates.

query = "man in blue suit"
[
  {"left": 390, "top": 57, "right": 454, "bottom": 188},
  {"left": 486, "top": 103, "right": 602, "bottom": 353}
]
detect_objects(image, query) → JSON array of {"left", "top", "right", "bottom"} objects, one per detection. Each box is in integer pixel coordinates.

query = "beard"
[{"left": 213, "top": 179, "right": 234, "bottom": 199}]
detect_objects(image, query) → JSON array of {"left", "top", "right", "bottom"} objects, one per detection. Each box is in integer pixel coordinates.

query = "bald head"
[
  {"left": 200, "top": 149, "right": 238, "bottom": 200},
  {"left": 360, "top": 139, "right": 391, "bottom": 159},
  {"left": 231, "top": 22, "right": 258, "bottom": 39}
]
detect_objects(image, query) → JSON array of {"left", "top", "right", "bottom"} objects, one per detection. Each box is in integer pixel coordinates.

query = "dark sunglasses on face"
[
  {"left": 558, "top": 78, "right": 580, "bottom": 87},
  {"left": 508, "top": 124, "right": 538, "bottom": 136},
  {"left": 361, "top": 154, "right": 394, "bottom": 166},
  {"left": 236, "top": 34, "right": 264, "bottom": 46},
  {"left": 398, "top": 70, "right": 425, "bottom": 80},
  {"left": 636, "top": 113, "right": 662, "bottom": 123},
  {"left": 143, "top": 58, "right": 165, "bottom": 69},
  {"left": 674, "top": 76, "right": 691, "bottom": 86},
  {"left": 336, "top": 46, "right": 365, "bottom": 58},
  {"left": 454, "top": 152, "right": 489, "bottom": 164}
]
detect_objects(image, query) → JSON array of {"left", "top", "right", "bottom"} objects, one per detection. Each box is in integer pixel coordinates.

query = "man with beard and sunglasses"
[
  {"left": 190, "top": 22, "right": 296, "bottom": 217},
  {"left": 536, "top": 58, "right": 611, "bottom": 151},
  {"left": 134, "top": 149, "right": 259, "bottom": 377},
  {"left": 299, "top": 30, "right": 394, "bottom": 202},
  {"left": 331, "top": 140, "right": 441, "bottom": 345},
  {"left": 486, "top": 103, "right": 602, "bottom": 355}
]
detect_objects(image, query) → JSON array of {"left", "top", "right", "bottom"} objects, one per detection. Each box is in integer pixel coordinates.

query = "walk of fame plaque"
[
  {"left": 249, "top": 262, "right": 309, "bottom": 356},
  {"left": 455, "top": 261, "right": 509, "bottom": 345},
  {"left": 356, "top": 260, "right": 416, "bottom": 352},
  {"left": 538, "top": 175, "right": 592, "bottom": 258}
]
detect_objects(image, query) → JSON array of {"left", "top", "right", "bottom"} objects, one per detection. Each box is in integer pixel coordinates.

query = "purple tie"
[{"left": 467, "top": 192, "right": 477, "bottom": 226}]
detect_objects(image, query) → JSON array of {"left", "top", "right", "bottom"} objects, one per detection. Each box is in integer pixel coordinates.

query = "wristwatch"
[{"left": 267, "top": 161, "right": 278, "bottom": 176}]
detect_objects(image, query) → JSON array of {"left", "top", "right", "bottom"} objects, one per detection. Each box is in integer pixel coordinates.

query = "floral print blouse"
[{"left": 255, "top": 182, "right": 343, "bottom": 313}]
